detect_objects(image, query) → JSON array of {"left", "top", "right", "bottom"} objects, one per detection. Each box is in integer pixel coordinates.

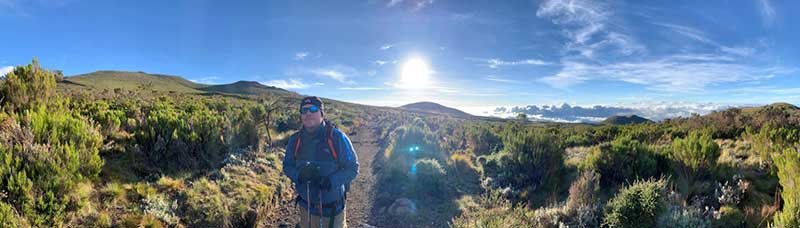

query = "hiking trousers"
[{"left": 298, "top": 205, "right": 347, "bottom": 228}]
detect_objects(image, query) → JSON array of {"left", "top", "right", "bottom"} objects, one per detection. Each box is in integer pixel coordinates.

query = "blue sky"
[{"left": 1, "top": 0, "right": 798, "bottom": 115}]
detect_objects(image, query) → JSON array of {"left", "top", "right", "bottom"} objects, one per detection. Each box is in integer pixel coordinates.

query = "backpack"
[{"left": 292, "top": 121, "right": 339, "bottom": 161}]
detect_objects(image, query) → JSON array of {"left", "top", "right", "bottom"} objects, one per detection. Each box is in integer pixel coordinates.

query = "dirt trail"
[{"left": 344, "top": 126, "right": 381, "bottom": 227}]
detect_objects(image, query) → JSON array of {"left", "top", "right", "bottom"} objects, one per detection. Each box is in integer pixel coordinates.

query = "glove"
[
  {"left": 298, "top": 165, "right": 321, "bottom": 185},
  {"left": 320, "top": 177, "right": 332, "bottom": 191}
]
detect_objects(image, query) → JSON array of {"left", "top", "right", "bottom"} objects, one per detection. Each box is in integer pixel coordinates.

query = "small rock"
[
  {"left": 388, "top": 198, "right": 417, "bottom": 216},
  {"left": 360, "top": 223, "right": 377, "bottom": 228}
]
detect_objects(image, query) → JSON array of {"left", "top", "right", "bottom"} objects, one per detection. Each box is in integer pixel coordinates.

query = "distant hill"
[
  {"left": 201, "top": 80, "right": 293, "bottom": 97},
  {"left": 741, "top": 102, "right": 799, "bottom": 114},
  {"left": 603, "top": 114, "right": 653, "bottom": 125},
  {"left": 65, "top": 71, "right": 202, "bottom": 93},
  {"left": 63, "top": 71, "right": 297, "bottom": 98},
  {"left": 400, "top": 102, "right": 474, "bottom": 118}
]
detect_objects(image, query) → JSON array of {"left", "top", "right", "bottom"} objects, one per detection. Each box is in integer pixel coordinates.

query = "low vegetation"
[{"left": 1, "top": 59, "right": 799, "bottom": 227}]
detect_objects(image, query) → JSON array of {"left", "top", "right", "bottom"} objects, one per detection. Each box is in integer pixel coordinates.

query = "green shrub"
[
  {"left": 102, "top": 182, "right": 127, "bottom": 204},
  {"left": 466, "top": 126, "right": 502, "bottom": 155},
  {"left": 229, "top": 105, "right": 263, "bottom": 149},
  {"left": 0, "top": 201, "right": 25, "bottom": 228},
  {"left": 0, "top": 107, "right": 103, "bottom": 227},
  {"left": 382, "top": 120, "right": 439, "bottom": 184},
  {"left": 184, "top": 178, "right": 231, "bottom": 227},
  {"left": 772, "top": 147, "right": 800, "bottom": 227},
  {"left": 451, "top": 189, "right": 537, "bottom": 228},
  {"left": 448, "top": 153, "right": 481, "bottom": 193},
  {"left": 92, "top": 210, "right": 112, "bottom": 228},
  {"left": 581, "top": 137, "right": 665, "bottom": 188},
  {"left": 750, "top": 125, "right": 799, "bottom": 166},
  {"left": 603, "top": 177, "right": 668, "bottom": 228},
  {"left": 564, "top": 133, "right": 594, "bottom": 148},
  {"left": 502, "top": 128, "right": 563, "bottom": 199},
  {"left": 133, "top": 98, "right": 227, "bottom": 174},
  {"left": 411, "top": 158, "right": 447, "bottom": 197},
  {"left": 79, "top": 100, "right": 128, "bottom": 139},
  {"left": 0, "top": 58, "right": 57, "bottom": 113},
  {"left": 671, "top": 130, "right": 720, "bottom": 197}
]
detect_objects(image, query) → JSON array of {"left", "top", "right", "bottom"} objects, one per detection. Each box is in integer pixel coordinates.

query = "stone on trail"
[{"left": 388, "top": 198, "right": 417, "bottom": 216}]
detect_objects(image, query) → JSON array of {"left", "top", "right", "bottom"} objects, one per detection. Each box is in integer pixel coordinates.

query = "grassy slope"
[{"left": 66, "top": 71, "right": 203, "bottom": 93}]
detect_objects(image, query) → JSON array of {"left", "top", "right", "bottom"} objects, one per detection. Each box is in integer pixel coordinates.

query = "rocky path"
[{"left": 344, "top": 126, "right": 380, "bottom": 228}]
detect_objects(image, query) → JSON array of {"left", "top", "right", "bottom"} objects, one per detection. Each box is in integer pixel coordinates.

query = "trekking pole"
[
  {"left": 319, "top": 190, "right": 323, "bottom": 228},
  {"left": 306, "top": 181, "right": 311, "bottom": 228},
  {"left": 305, "top": 162, "right": 312, "bottom": 228}
]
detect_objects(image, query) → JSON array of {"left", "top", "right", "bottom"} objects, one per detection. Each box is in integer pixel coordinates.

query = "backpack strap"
[
  {"left": 293, "top": 133, "right": 302, "bottom": 160},
  {"left": 325, "top": 122, "right": 339, "bottom": 160},
  {"left": 292, "top": 121, "right": 340, "bottom": 161}
]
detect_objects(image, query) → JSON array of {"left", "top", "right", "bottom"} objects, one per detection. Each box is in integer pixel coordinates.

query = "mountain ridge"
[
  {"left": 64, "top": 70, "right": 297, "bottom": 98},
  {"left": 400, "top": 101, "right": 474, "bottom": 119}
]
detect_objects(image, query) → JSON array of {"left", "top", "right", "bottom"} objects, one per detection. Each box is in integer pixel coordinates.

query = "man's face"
[{"left": 301, "top": 104, "right": 323, "bottom": 129}]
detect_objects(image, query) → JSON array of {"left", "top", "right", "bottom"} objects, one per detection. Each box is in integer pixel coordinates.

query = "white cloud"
[
  {"left": 339, "top": 87, "right": 383, "bottom": 91},
  {"left": 294, "top": 52, "right": 309, "bottom": 60},
  {"left": 386, "top": 0, "right": 434, "bottom": 11},
  {"left": 380, "top": 44, "right": 394, "bottom": 50},
  {"left": 720, "top": 46, "right": 756, "bottom": 57},
  {"left": 653, "top": 22, "right": 714, "bottom": 45},
  {"left": 450, "top": 13, "right": 497, "bottom": 25},
  {"left": 484, "top": 75, "right": 521, "bottom": 84},
  {"left": 0, "top": 66, "right": 13, "bottom": 76},
  {"left": 621, "top": 101, "right": 747, "bottom": 120},
  {"left": 539, "top": 54, "right": 794, "bottom": 92},
  {"left": 726, "top": 86, "right": 800, "bottom": 95},
  {"left": 287, "top": 65, "right": 360, "bottom": 85},
  {"left": 387, "top": 0, "right": 403, "bottom": 7},
  {"left": 474, "top": 58, "right": 550, "bottom": 68},
  {"left": 262, "top": 79, "right": 311, "bottom": 89},
  {"left": 536, "top": 0, "right": 645, "bottom": 59},
  {"left": 309, "top": 68, "right": 356, "bottom": 84},
  {"left": 189, "top": 76, "right": 220, "bottom": 84},
  {"left": 536, "top": 1, "right": 787, "bottom": 93},
  {"left": 1, "top": 0, "right": 75, "bottom": 17},
  {"left": 537, "top": 0, "right": 609, "bottom": 44},
  {"left": 757, "top": 0, "right": 776, "bottom": 26},
  {"left": 654, "top": 23, "right": 757, "bottom": 57},
  {"left": 459, "top": 92, "right": 506, "bottom": 97},
  {"left": 373, "top": 60, "right": 396, "bottom": 66},
  {"left": 486, "top": 101, "right": 748, "bottom": 122}
]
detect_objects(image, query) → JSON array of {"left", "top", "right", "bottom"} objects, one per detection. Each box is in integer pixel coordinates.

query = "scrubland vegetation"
[{"left": 1, "top": 59, "right": 799, "bottom": 227}]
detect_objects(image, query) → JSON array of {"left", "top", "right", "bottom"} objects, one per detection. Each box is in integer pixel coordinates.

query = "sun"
[{"left": 399, "top": 58, "right": 431, "bottom": 89}]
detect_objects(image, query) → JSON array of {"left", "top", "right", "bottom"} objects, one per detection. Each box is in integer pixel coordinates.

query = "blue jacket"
[{"left": 282, "top": 121, "right": 359, "bottom": 216}]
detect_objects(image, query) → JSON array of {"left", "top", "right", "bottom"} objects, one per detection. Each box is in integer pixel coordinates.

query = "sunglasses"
[{"left": 300, "top": 105, "right": 320, "bottom": 114}]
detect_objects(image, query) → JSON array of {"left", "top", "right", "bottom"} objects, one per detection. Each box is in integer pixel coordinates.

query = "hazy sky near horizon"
[{"left": 1, "top": 0, "right": 799, "bottom": 112}]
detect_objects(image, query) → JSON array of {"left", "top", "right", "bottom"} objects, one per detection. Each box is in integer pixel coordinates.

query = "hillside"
[
  {"left": 400, "top": 101, "right": 474, "bottom": 118},
  {"left": 65, "top": 71, "right": 203, "bottom": 93},
  {"left": 201, "top": 80, "right": 292, "bottom": 96},
  {"left": 64, "top": 71, "right": 299, "bottom": 99},
  {"left": 603, "top": 114, "right": 653, "bottom": 125}
]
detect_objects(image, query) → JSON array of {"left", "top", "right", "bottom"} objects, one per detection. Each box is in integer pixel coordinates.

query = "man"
[{"left": 283, "top": 96, "right": 359, "bottom": 228}]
